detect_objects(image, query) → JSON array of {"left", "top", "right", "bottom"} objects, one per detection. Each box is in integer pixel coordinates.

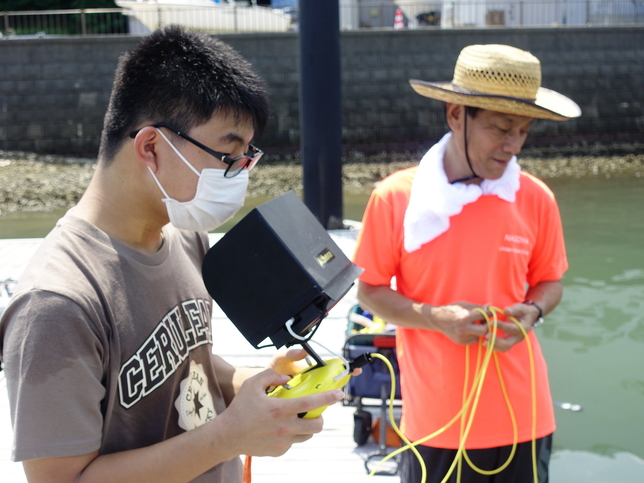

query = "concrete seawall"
[{"left": 1, "top": 27, "right": 643, "bottom": 156}]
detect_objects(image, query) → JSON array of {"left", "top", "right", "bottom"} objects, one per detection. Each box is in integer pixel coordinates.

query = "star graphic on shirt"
[
  {"left": 193, "top": 391, "right": 204, "bottom": 419},
  {"left": 175, "top": 361, "right": 216, "bottom": 431}
]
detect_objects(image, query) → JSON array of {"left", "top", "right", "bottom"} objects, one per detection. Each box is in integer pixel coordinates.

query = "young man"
[
  {"left": 0, "top": 26, "right": 343, "bottom": 483},
  {"left": 353, "top": 44, "right": 581, "bottom": 482}
]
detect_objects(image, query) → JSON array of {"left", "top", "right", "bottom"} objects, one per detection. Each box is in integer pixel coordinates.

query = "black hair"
[
  {"left": 98, "top": 25, "right": 269, "bottom": 164},
  {"left": 443, "top": 104, "right": 481, "bottom": 121},
  {"left": 465, "top": 106, "right": 481, "bottom": 118}
]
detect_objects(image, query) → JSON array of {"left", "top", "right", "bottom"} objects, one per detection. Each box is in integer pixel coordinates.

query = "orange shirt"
[{"left": 353, "top": 166, "right": 567, "bottom": 449}]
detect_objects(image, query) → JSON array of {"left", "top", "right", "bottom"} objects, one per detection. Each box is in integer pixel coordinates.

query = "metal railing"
[
  {"left": 344, "top": 0, "right": 644, "bottom": 29},
  {"left": 1, "top": 9, "right": 128, "bottom": 37},
  {"left": 1, "top": 1, "right": 643, "bottom": 38}
]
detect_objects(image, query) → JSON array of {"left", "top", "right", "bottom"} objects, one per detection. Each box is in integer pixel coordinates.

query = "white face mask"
[{"left": 149, "top": 128, "right": 249, "bottom": 232}]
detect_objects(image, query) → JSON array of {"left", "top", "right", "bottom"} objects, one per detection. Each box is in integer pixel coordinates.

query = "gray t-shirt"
[{"left": 0, "top": 212, "right": 242, "bottom": 482}]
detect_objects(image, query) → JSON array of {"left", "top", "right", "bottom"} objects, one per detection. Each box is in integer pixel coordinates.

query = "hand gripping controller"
[{"left": 268, "top": 358, "right": 351, "bottom": 419}]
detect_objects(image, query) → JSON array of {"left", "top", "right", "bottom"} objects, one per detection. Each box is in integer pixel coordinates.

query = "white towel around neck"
[{"left": 403, "top": 132, "right": 521, "bottom": 253}]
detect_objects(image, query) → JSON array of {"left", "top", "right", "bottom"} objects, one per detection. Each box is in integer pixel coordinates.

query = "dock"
[{"left": 0, "top": 230, "right": 401, "bottom": 483}]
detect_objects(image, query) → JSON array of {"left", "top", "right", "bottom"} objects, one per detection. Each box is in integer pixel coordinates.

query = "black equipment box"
[{"left": 202, "top": 191, "right": 363, "bottom": 349}]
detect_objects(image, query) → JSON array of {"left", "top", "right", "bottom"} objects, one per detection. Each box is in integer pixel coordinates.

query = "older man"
[{"left": 353, "top": 44, "right": 581, "bottom": 482}]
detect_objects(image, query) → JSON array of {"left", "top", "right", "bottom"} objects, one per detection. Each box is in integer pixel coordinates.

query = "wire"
[
  {"left": 285, "top": 318, "right": 350, "bottom": 378},
  {"left": 367, "top": 306, "right": 538, "bottom": 483},
  {"left": 461, "top": 340, "right": 517, "bottom": 475},
  {"left": 368, "top": 353, "right": 427, "bottom": 483},
  {"left": 255, "top": 315, "right": 323, "bottom": 350}
]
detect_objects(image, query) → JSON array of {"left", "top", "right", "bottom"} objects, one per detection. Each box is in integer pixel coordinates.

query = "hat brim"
[{"left": 409, "top": 79, "right": 581, "bottom": 121}]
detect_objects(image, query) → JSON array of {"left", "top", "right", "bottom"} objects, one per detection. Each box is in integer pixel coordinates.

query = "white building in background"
[
  {"left": 439, "top": 0, "right": 586, "bottom": 27},
  {"left": 437, "top": 0, "right": 643, "bottom": 28},
  {"left": 338, "top": 0, "right": 643, "bottom": 30},
  {"left": 115, "top": 0, "right": 644, "bottom": 33},
  {"left": 116, "top": 0, "right": 294, "bottom": 34},
  {"left": 395, "top": 0, "right": 442, "bottom": 27}
]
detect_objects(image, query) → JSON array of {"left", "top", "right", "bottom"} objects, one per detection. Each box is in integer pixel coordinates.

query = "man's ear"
[
  {"left": 445, "top": 103, "right": 465, "bottom": 134},
  {"left": 132, "top": 126, "right": 162, "bottom": 173}
]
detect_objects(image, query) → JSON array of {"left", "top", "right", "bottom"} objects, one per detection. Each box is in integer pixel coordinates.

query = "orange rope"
[{"left": 243, "top": 455, "right": 252, "bottom": 483}]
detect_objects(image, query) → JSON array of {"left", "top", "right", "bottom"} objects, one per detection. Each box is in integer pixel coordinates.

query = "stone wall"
[{"left": 0, "top": 27, "right": 643, "bottom": 157}]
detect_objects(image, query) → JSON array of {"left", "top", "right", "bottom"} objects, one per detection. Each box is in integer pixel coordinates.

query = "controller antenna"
[{"left": 300, "top": 341, "right": 327, "bottom": 367}]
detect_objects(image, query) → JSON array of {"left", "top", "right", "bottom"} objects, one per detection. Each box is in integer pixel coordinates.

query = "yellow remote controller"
[{"left": 268, "top": 358, "right": 351, "bottom": 419}]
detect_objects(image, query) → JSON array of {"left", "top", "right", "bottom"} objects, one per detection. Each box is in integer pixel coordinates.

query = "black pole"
[{"left": 298, "top": 0, "right": 344, "bottom": 229}]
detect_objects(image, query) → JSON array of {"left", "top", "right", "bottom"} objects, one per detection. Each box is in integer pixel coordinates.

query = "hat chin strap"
[{"left": 450, "top": 113, "right": 481, "bottom": 184}]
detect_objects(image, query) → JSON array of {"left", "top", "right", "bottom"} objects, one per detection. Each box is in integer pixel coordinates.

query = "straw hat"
[{"left": 409, "top": 44, "right": 581, "bottom": 121}]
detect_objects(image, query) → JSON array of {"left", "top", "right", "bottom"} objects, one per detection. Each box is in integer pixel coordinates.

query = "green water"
[
  {"left": 1, "top": 177, "right": 643, "bottom": 476},
  {"left": 539, "top": 177, "right": 644, "bottom": 460},
  {"left": 0, "top": 191, "right": 370, "bottom": 239}
]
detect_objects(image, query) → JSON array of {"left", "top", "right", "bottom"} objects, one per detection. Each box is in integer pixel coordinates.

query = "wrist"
[
  {"left": 209, "top": 408, "right": 245, "bottom": 462},
  {"left": 523, "top": 300, "right": 544, "bottom": 328},
  {"left": 420, "top": 303, "right": 442, "bottom": 332},
  {"left": 413, "top": 302, "right": 434, "bottom": 330}
]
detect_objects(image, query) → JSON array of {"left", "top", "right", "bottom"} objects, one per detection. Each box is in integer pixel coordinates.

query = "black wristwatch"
[{"left": 524, "top": 300, "right": 544, "bottom": 328}]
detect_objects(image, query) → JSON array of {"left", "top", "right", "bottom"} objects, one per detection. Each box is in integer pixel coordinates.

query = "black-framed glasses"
[{"left": 129, "top": 122, "right": 263, "bottom": 178}]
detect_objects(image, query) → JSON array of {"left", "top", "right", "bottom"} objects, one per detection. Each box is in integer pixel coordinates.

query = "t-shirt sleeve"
[
  {"left": 2, "top": 290, "right": 106, "bottom": 461},
  {"left": 352, "top": 186, "right": 401, "bottom": 287},
  {"left": 527, "top": 183, "right": 568, "bottom": 286}
]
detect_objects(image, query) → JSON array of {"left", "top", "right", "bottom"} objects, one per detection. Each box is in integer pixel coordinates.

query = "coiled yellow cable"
[{"left": 367, "top": 306, "right": 538, "bottom": 483}]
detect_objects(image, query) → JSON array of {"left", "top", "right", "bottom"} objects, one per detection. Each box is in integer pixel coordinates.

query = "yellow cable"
[
  {"left": 457, "top": 307, "right": 537, "bottom": 483},
  {"left": 437, "top": 312, "right": 501, "bottom": 483},
  {"left": 462, "top": 309, "right": 518, "bottom": 475},
  {"left": 365, "top": 306, "right": 538, "bottom": 483},
  {"left": 368, "top": 320, "right": 500, "bottom": 482},
  {"left": 372, "top": 329, "right": 494, "bottom": 466},
  {"left": 368, "top": 353, "right": 427, "bottom": 482},
  {"left": 462, "top": 351, "right": 518, "bottom": 474},
  {"left": 500, "top": 307, "right": 539, "bottom": 483},
  {"left": 457, "top": 345, "right": 470, "bottom": 483}
]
